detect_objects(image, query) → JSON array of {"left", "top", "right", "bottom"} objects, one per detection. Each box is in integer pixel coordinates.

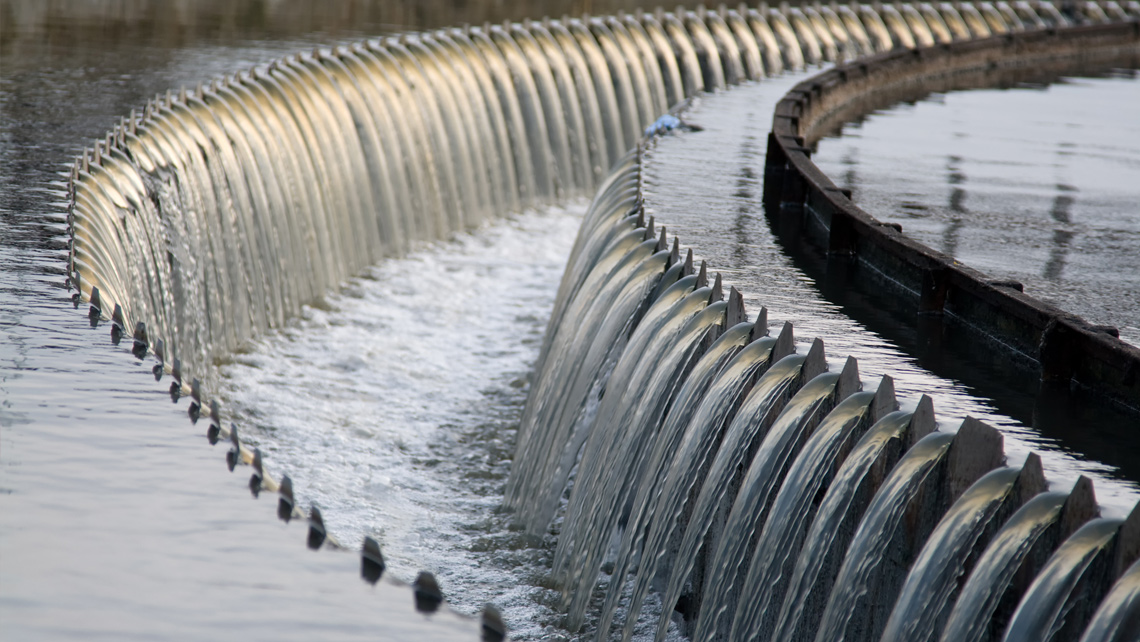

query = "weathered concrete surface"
[{"left": 765, "top": 22, "right": 1140, "bottom": 413}]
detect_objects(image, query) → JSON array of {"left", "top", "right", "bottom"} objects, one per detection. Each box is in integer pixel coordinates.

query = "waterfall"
[
  {"left": 66, "top": 1, "right": 1140, "bottom": 640},
  {"left": 499, "top": 5, "right": 1140, "bottom": 639}
]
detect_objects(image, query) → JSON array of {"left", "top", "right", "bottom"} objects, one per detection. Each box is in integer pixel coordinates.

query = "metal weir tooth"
[
  {"left": 131, "top": 321, "right": 148, "bottom": 359},
  {"left": 226, "top": 423, "right": 241, "bottom": 472},
  {"left": 208, "top": 399, "right": 221, "bottom": 430},
  {"left": 752, "top": 306, "right": 770, "bottom": 340},
  {"left": 87, "top": 286, "right": 102, "bottom": 321},
  {"left": 413, "top": 571, "right": 444, "bottom": 613},
  {"left": 277, "top": 475, "right": 295, "bottom": 522},
  {"left": 152, "top": 338, "right": 165, "bottom": 381},
  {"left": 307, "top": 504, "right": 327, "bottom": 550},
  {"left": 361, "top": 536, "right": 386, "bottom": 584},
  {"left": 709, "top": 272, "right": 724, "bottom": 303},
  {"left": 727, "top": 285, "right": 746, "bottom": 325},
  {"left": 249, "top": 448, "right": 264, "bottom": 497},
  {"left": 110, "top": 303, "right": 124, "bottom": 338},
  {"left": 482, "top": 605, "right": 507, "bottom": 642},
  {"left": 189, "top": 378, "right": 202, "bottom": 424}
]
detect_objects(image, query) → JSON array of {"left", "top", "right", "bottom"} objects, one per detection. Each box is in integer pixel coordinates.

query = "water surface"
[{"left": 813, "top": 71, "right": 1140, "bottom": 346}]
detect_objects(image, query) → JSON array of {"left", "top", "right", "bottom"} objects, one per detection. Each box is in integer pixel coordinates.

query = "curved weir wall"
[
  {"left": 66, "top": 2, "right": 1140, "bottom": 641},
  {"left": 763, "top": 21, "right": 1140, "bottom": 411}
]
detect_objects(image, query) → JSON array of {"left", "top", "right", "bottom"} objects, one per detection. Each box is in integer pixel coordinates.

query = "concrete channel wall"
[{"left": 764, "top": 21, "right": 1140, "bottom": 412}]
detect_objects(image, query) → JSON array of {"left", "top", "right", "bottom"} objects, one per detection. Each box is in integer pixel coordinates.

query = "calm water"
[{"left": 813, "top": 71, "right": 1140, "bottom": 346}]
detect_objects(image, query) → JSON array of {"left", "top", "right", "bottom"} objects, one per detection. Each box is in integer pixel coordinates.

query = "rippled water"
[{"left": 813, "top": 70, "right": 1140, "bottom": 346}]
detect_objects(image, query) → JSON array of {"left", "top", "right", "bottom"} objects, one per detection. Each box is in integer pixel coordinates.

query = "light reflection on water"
[{"left": 812, "top": 70, "right": 1140, "bottom": 346}]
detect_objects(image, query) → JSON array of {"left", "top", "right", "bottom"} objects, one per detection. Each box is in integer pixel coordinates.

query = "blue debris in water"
[
  {"left": 645, "top": 114, "right": 681, "bottom": 136},
  {"left": 642, "top": 114, "right": 684, "bottom": 136},
  {"left": 644, "top": 114, "right": 703, "bottom": 137}
]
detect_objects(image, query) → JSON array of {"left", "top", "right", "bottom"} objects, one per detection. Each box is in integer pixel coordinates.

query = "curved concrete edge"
[{"left": 763, "top": 21, "right": 1140, "bottom": 414}]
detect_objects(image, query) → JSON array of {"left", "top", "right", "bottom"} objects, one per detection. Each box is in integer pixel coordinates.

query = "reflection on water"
[{"left": 813, "top": 70, "right": 1140, "bottom": 346}]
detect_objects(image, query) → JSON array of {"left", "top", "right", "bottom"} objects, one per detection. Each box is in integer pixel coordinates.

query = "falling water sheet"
[{"left": 215, "top": 205, "right": 588, "bottom": 640}]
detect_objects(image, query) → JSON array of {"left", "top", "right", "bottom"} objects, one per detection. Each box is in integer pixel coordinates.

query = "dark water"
[{"left": 812, "top": 70, "right": 1140, "bottom": 347}]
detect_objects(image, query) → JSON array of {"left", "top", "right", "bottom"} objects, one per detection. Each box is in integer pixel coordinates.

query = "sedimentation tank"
[{"left": 64, "top": 2, "right": 1140, "bottom": 640}]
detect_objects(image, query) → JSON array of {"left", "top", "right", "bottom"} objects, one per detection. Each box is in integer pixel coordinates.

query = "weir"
[{"left": 65, "top": 2, "right": 1140, "bottom": 640}]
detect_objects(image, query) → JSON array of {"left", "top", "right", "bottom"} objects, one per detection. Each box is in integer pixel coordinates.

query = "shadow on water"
[{"left": 765, "top": 207, "right": 1140, "bottom": 481}]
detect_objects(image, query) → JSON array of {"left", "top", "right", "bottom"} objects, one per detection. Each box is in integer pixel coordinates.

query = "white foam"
[{"left": 217, "top": 204, "right": 586, "bottom": 638}]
